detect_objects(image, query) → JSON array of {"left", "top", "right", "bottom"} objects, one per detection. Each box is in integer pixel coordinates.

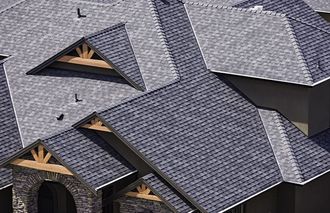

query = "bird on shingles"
[{"left": 56, "top": 114, "right": 64, "bottom": 121}]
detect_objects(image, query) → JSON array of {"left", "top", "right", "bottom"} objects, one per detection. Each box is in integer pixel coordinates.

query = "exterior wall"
[
  {"left": 295, "top": 173, "right": 330, "bottom": 213},
  {"left": 244, "top": 173, "right": 330, "bottom": 213},
  {"left": 12, "top": 167, "right": 102, "bottom": 213},
  {"left": 225, "top": 75, "right": 330, "bottom": 136},
  {"left": 0, "top": 186, "right": 13, "bottom": 213},
  {"left": 245, "top": 187, "right": 278, "bottom": 213},
  {"left": 115, "top": 196, "right": 172, "bottom": 213}
]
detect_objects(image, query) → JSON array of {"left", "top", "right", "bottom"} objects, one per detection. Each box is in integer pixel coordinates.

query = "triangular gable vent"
[
  {"left": 10, "top": 144, "right": 73, "bottom": 176},
  {"left": 81, "top": 116, "right": 111, "bottom": 133},
  {"left": 56, "top": 43, "right": 112, "bottom": 70},
  {"left": 27, "top": 23, "right": 146, "bottom": 91},
  {"left": 125, "top": 183, "right": 162, "bottom": 202}
]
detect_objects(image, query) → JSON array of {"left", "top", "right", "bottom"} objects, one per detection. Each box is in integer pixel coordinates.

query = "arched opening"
[{"left": 38, "top": 181, "right": 77, "bottom": 213}]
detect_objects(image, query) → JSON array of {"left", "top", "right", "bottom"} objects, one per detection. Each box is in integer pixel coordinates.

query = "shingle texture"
[
  {"left": 142, "top": 173, "right": 195, "bottom": 213},
  {"left": 99, "top": 70, "right": 282, "bottom": 213},
  {"left": 0, "top": 0, "right": 176, "bottom": 145},
  {"left": 96, "top": 1, "right": 283, "bottom": 212},
  {"left": 42, "top": 128, "right": 136, "bottom": 190},
  {"left": 185, "top": 0, "right": 330, "bottom": 85},
  {"left": 259, "top": 109, "right": 330, "bottom": 183},
  {"left": 0, "top": 62, "right": 22, "bottom": 188},
  {"left": 86, "top": 23, "right": 146, "bottom": 90},
  {"left": 303, "top": 0, "right": 330, "bottom": 12},
  {"left": 234, "top": 0, "right": 330, "bottom": 83}
]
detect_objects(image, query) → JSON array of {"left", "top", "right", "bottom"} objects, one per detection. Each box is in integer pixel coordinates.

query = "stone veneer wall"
[
  {"left": 12, "top": 167, "right": 102, "bottom": 213},
  {"left": 116, "top": 196, "right": 173, "bottom": 213}
]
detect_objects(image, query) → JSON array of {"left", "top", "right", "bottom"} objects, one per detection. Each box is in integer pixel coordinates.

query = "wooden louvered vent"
[
  {"left": 57, "top": 43, "right": 112, "bottom": 69},
  {"left": 10, "top": 145, "right": 73, "bottom": 176},
  {"left": 126, "top": 184, "right": 162, "bottom": 202}
]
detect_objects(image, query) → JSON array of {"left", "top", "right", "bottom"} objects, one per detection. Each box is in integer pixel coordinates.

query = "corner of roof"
[
  {"left": 283, "top": 17, "right": 314, "bottom": 85},
  {"left": 84, "top": 22, "right": 127, "bottom": 39}
]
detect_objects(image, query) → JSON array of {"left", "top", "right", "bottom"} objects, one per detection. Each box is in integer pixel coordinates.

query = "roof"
[
  {"left": 28, "top": 23, "right": 147, "bottom": 91},
  {"left": 0, "top": 0, "right": 176, "bottom": 145},
  {"left": 185, "top": 0, "right": 330, "bottom": 86},
  {"left": 0, "top": 62, "right": 22, "bottom": 188},
  {"left": 122, "top": 173, "right": 196, "bottom": 213},
  {"left": 3, "top": 128, "right": 137, "bottom": 191},
  {"left": 85, "top": 23, "right": 146, "bottom": 91},
  {"left": 303, "top": 0, "right": 330, "bottom": 12},
  {"left": 259, "top": 109, "right": 330, "bottom": 184},
  {"left": 92, "top": 1, "right": 283, "bottom": 212}
]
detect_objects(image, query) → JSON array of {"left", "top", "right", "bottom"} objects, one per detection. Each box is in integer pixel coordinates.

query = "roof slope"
[
  {"left": 94, "top": 1, "right": 282, "bottom": 212},
  {"left": 100, "top": 72, "right": 282, "bottom": 212},
  {"left": 0, "top": 62, "right": 22, "bottom": 188},
  {"left": 303, "top": 0, "right": 330, "bottom": 12},
  {"left": 42, "top": 128, "right": 136, "bottom": 190},
  {"left": 235, "top": 0, "right": 330, "bottom": 84},
  {"left": 86, "top": 23, "right": 146, "bottom": 91},
  {"left": 259, "top": 109, "right": 330, "bottom": 183},
  {"left": 185, "top": 0, "right": 330, "bottom": 85},
  {"left": 0, "top": 0, "right": 176, "bottom": 144}
]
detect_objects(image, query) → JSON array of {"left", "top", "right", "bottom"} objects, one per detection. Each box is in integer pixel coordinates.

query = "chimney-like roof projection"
[{"left": 28, "top": 23, "right": 146, "bottom": 91}]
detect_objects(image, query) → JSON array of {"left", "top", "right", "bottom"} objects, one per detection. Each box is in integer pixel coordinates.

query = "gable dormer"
[{"left": 27, "top": 23, "right": 146, "bottom": 91}]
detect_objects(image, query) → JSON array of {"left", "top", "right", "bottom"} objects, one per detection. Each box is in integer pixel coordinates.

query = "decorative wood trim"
[
  {"left": 57, "top": 56, "right": 111, "bottom": 69},
  {"left": 11, "top": 159, "right": 73, "bottom": 176},
  {"left": 125, "top": 184, "right": 162, "bottom": 202},
  {"left": 81, "top": 117, "right": 111, "bottom": 132},
  {"left": 10, "top": 145, "right": 73, "bottom": 176}
]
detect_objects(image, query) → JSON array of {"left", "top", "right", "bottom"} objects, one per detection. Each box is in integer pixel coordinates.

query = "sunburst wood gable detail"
[
  {"left": 57, "top": 43, "right": 112, "bottom": 69},
  {"left": 81, "top": 117, "right": 111, "bottom": 132},
  {"left": 125, "top": 184, "right": 162, "bottom": 202},
  {"left": 10, "top": 145, "right": 73, "bottom": 176}
]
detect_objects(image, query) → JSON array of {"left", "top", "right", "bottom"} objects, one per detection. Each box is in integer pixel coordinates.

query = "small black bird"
[
  {"left": 56, "top": 114, "right": 64, "bottom": 121},
  {"left": 75, "top": 94, "right": 83, "bottom": 102},
  {"left": 77, "top": 8, "right": 87, "bottom": 18}
]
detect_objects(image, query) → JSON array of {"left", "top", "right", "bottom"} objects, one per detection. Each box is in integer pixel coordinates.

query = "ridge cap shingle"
[
  {"left": 184, "top": 0, "right": 287, "bottom": 18},
  {"left": 284, "top": 18, "right": 314, "bottom": 84}
]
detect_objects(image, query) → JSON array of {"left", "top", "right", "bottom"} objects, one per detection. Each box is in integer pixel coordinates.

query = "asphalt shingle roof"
[
  {"left": 0, "top": 62, "right": 22, "bottom": 188},
  {"left": 303, "top": 0, "right": 330, "bottom": 12},
  {"left": 42, "top": 128, "right": 136, "bottom": 190},
  {"left": 185, "top": 0, "right": 330, "bottom": 85},
  {"left": 259, "top": 109, "right": 330, "bottom": 183},
  {"left": 86, "top": 23, "right": 146, "bottom": 91},
  {"left": 141, "top": 173, "right": 195, "bottom": 213},
  {"left": 235, "top": 0, "right": 330, "bottom": 83},
  {"left": 0, "top": 0, "right": 176, "bottom": 145}
]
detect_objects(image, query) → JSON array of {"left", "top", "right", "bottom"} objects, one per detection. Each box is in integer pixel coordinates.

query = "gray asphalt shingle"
[
  {"left": 259, "top": 109, "right": 330, "bottom": 183},
  {"left": 0, "top": 0, "right": 176, "bottom": 145},
  {"left": 42, "top": 128, "right": 137, "bottom": 190},
  {"left": 142, "top": 173, "right": 195, "bottom": 213},
  {"left": 0, "top": 62, "right": 22, "bottom": 188},
  {"left": 86, "top": 23, "right": 146, "bottom": 91},
  {"left": 185, "top": 0, "right": 330, "bottom": 85}
]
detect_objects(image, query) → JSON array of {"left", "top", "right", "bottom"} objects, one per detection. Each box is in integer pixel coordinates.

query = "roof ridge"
[
  {"left": 148, "top": 0, "right": 181, "bottom": 80},
  {"left": 65, "top": 0, "right": 124, "bottom": 7},
  {"left": 284, "top": 18, "right": 314, "bottom": 84},
  {"left": 85, "top": 22, "right": 126, "bottom": 39},
  {"left": 0, "top": 0, "right": 27, "bottom": 14},
  {"left": 274, "top": 112, "right": 304, "bottom": 182},
  {"left": 183, "top": 0, "right": 287, "bottom": 18},
  {"left": 288, "top": 16, "right": 330, "bottom": 34}
]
